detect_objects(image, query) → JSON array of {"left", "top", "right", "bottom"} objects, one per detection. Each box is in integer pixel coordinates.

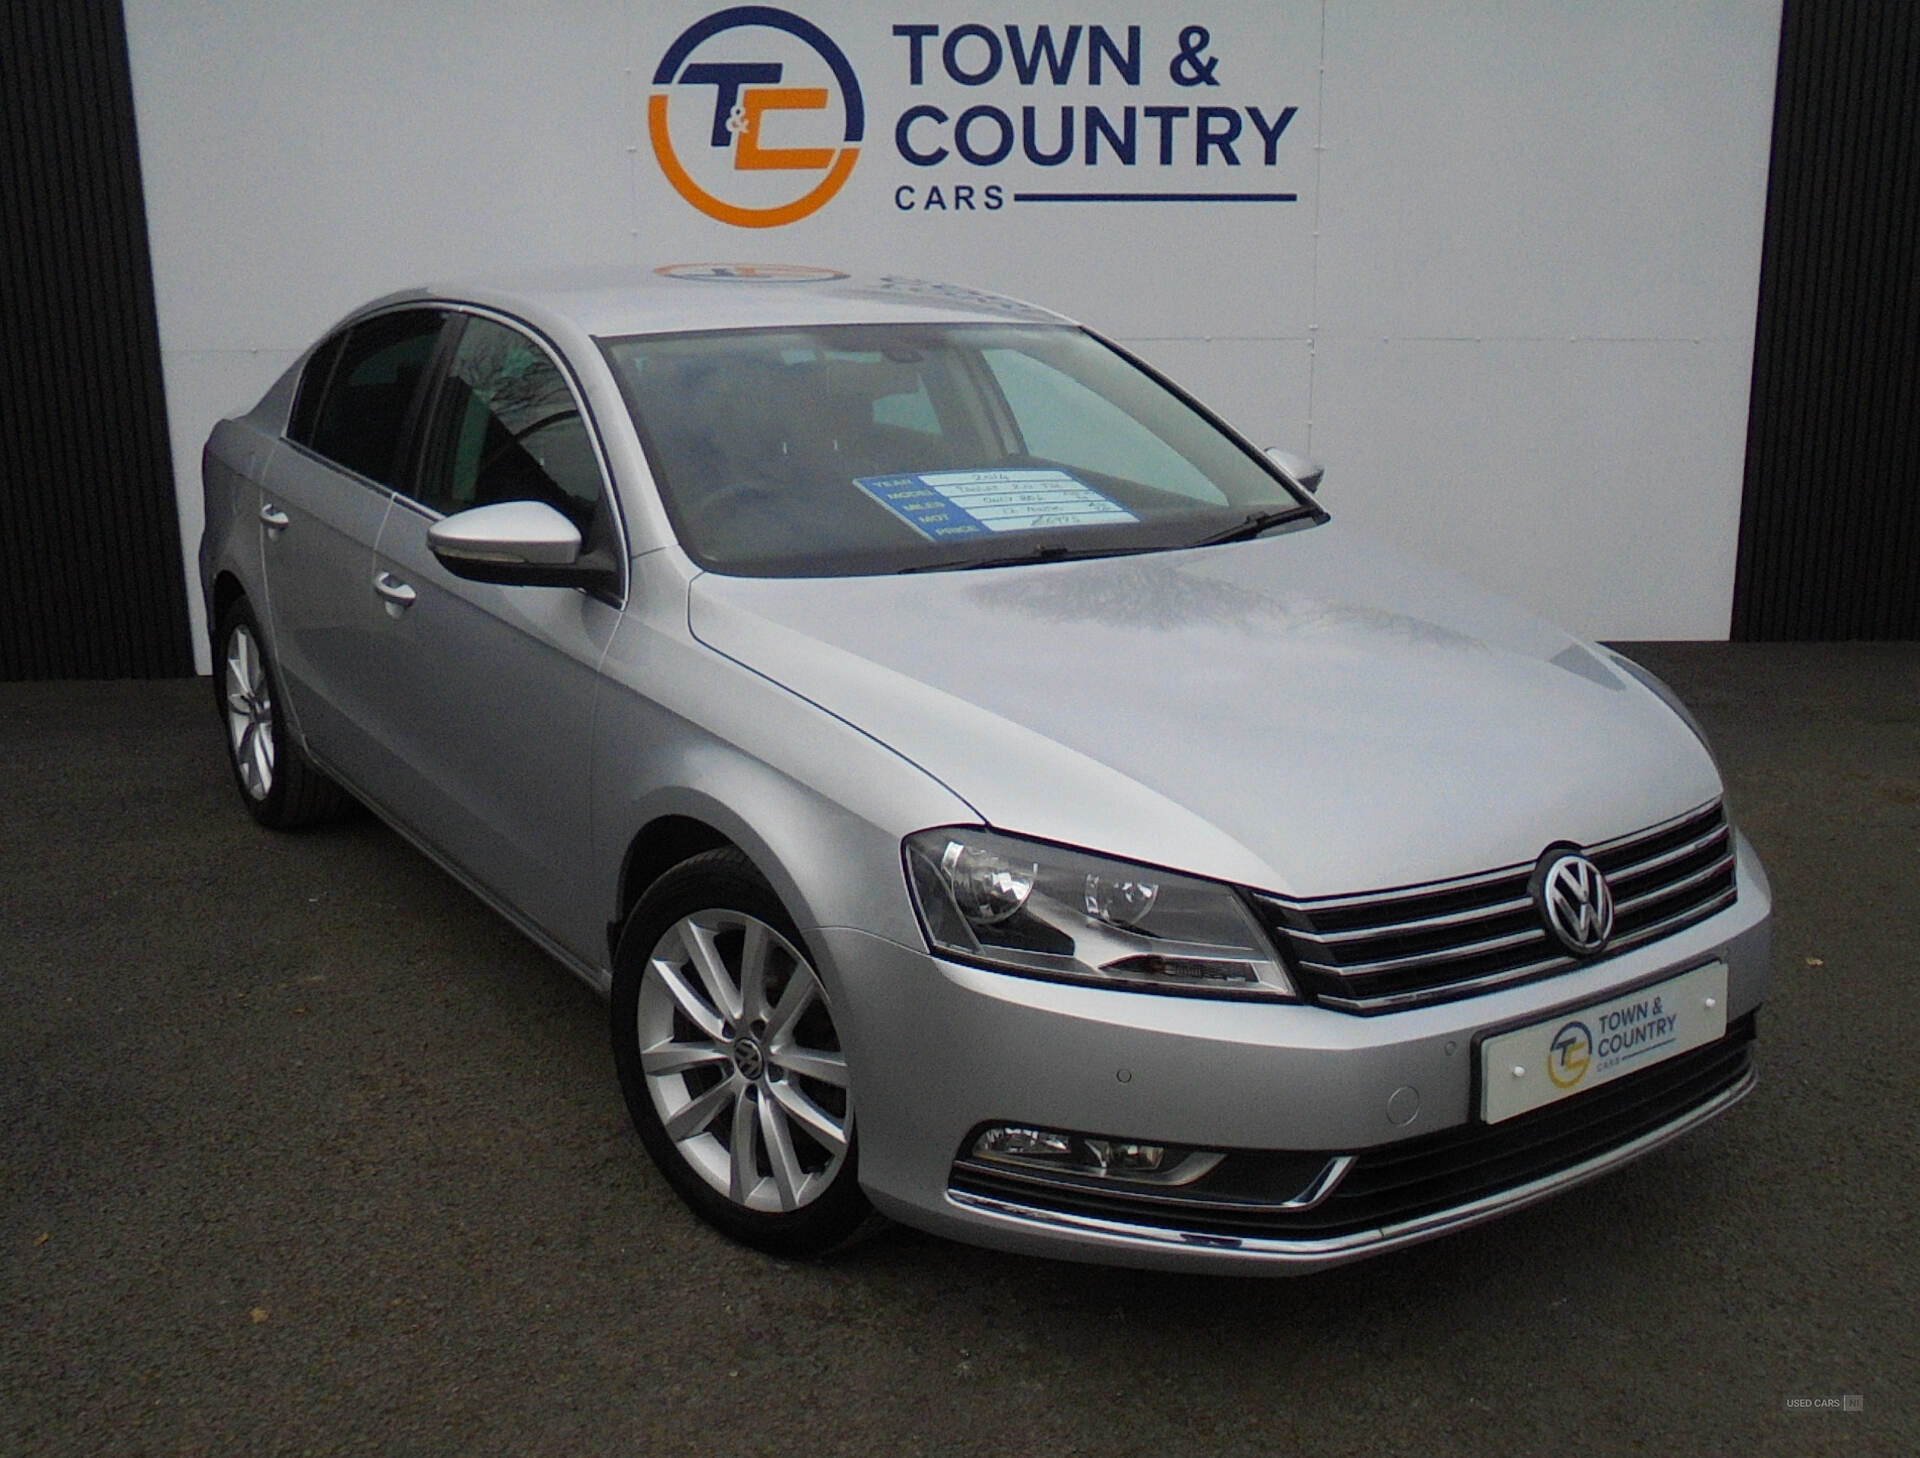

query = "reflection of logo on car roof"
[
  {"left": 654, "top": 262, "right": 849, "bottom": 282},
  {"left": 650, "top": 6, "right": 864, "bottom": 228}
]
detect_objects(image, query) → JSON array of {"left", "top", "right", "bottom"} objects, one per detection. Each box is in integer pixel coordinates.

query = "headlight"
[{"left": 904, "top": 828, "right": 1295, "bottom": 999}]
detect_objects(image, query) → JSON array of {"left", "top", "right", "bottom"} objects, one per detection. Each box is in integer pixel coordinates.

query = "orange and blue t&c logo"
[{"left": 650, "top": 6, "right": 864, "bottom": 228}]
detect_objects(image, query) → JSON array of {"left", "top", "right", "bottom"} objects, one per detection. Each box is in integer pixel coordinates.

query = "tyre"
[
  {"left": 214, "top": 598, "right": 352, "bottom": 829},
  {"left": 611, "top": 848, "right": 876, "bottom": 1257}
]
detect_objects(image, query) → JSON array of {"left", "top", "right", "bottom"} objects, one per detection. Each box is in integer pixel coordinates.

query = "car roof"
[{"left": 361, "top": 265, "right": 1074, "bottom": 339}]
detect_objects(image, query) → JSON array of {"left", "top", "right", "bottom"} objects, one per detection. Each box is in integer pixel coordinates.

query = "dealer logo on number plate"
[{"left": 1480, "top": 962, "right": 1729, "bottom": 1123}]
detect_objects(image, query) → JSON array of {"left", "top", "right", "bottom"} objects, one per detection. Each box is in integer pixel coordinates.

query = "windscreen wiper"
[
  {"left": 1188, "top": 504, "right": 1319, "bottom": 547},
  {"left": 898, "top": 542, "right": 1157, "bottom": 574}
]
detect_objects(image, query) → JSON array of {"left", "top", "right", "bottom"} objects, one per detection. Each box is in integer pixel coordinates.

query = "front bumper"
[{"left": 815, "top": 832, "right": 1771, "bottom": 1273}]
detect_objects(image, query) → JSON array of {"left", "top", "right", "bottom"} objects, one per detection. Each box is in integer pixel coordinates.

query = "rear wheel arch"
[
  {"left": 210, "top": 571, "right": 247, "bottom": 653},
  {"left": 212, "top": 594, "right": 351, "bottom": 828}
]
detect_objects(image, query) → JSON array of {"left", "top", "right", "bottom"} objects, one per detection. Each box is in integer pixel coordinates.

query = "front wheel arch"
[
  {"left": 609, "top": 814, "right": 735, "bottom": 965},
  {"left": 609, "top": 846, "right": 880, "bottom": 1257}
]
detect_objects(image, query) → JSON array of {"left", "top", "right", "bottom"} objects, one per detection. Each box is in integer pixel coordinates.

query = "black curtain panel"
[
  {"left": 1735, "top": 0, "right": 1920, "bottom": 640},
  {"left": 1, "top": 0, "right": 192, "bottom": 678}
]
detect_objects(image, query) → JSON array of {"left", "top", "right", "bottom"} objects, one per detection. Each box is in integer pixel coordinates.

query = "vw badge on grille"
[{"left": 1533, "top": 849, "right": 1615, "bottom": 955}]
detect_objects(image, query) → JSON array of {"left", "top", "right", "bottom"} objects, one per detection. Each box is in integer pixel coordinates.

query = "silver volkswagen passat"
[{"left": 199, "top": 266, "right": 1770, "bottom": 1271}]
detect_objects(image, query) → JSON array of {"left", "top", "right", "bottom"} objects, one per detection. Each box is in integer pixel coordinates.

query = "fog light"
[
  {"left": 974, "top": 1126, "right": 1074, "bottom": 1161},
  {"left": 972, "top": 1125, "right": 1179, "bottom": 1180},
  {"left": 1083, "top": 1139, "right": 1165, "bottom": 1173}
]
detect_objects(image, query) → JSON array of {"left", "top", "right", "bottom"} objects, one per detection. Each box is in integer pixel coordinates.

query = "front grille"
[
  {"left": 1252, "top": 800, "right": 1738, "bottom": 1013},
  {"left": 949, "top": 1014, "right": 1755, "bottom": 1244}
]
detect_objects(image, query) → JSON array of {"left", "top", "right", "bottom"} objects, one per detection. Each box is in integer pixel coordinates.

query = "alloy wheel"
[
  {"left": 223, "top": 623, "right": 276, "bottom": 800},
  {"left": 637, "top": 909, "right": 851, "bottom": 1213}
]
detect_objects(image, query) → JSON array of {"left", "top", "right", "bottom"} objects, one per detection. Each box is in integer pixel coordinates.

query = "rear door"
[
  {"left": 260, "top": 308, "right": 449, "bottom": 784},
  {"left": 357, "top": 311, "right": 623, "bottom": 962}
]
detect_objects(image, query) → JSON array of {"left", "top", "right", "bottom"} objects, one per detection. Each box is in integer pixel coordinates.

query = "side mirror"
[
  {"left": 429, "top": 501, "right": 611, "bottom": 589},
  {"left": 1264, "top": 446, "right": 1324, "bottom": 495}
]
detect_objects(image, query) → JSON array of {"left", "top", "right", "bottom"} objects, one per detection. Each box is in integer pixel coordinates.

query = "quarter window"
[
  {"left": 287, "top": 332, "right": 344, "bottom": 445},
  {"left": 301, "top": 310, "right": 446, "bottom": 486}
]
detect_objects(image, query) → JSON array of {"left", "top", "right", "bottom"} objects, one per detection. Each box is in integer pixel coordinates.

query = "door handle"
[
  {"left": 259, "top": 503, "right": 290, "bottom": 534},
  {"left": 374, "top": 571, "right": 417, "bottom": 615}
]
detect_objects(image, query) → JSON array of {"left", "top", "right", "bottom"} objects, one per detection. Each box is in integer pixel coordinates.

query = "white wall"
[{"left": 125, "top": 1, "right": 1781, "bottom": 670}]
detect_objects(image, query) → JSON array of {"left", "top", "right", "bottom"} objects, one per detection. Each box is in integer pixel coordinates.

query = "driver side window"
[{"left": 414, "top": 316, "right": 604, "bottom": 533}]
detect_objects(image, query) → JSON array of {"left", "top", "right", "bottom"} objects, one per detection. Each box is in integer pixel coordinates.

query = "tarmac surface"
[{"left": 2, "top": 643, "right": 1915, "bottom": 1456}]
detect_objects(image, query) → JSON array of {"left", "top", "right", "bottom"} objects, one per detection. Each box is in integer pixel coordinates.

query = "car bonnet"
[{"left": 686, "top": 524, "right": 1722, "bottom": 899}]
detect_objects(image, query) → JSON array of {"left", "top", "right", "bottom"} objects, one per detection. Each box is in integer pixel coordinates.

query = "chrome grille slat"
[
  {"left": 1296, "top": 925, "right": 1552, "bottom": 979},
  {"left": 1613, "top": 849, "right": 1736, "bottom": 914},
  {"left": 1281, "top": 893, "right": 1536, "bottom": 947},
  {"left": 1268, "top": 861, "right": 1530, "bottom": 915},
  {"left": 1601, "top": 823, "right": 1731, "bottom": 880},
  {"left": 1609, "top": 885, "right": 1738, "bottom": 952},
  {"left": 1256, "top": 800, "right": 1737, "bottom": 1013},
  {"left": 1312, "top": 954, "right": 1578, "bottom": 1013},
  {"left": 1585, "top": 798, "right": 1728, "bottom": 854}
]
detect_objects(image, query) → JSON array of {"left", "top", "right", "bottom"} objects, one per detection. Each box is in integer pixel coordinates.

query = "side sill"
[{"left": 304, "top": 749, "right": 614, "bottom": 999}]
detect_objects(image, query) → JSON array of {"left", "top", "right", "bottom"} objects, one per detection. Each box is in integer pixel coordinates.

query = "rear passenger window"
[{"left": 301, "top": 310, "right": 446, "bottom": 486}]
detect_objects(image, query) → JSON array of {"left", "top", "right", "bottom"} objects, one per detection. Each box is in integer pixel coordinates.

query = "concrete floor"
[{"left": 2, "top": 643, "right": 1914, "bottom": 1456}]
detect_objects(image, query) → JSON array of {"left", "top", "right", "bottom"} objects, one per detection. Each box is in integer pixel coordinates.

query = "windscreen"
[{"left": 602, "top": 323, "right": 1313, "bottom": 576}]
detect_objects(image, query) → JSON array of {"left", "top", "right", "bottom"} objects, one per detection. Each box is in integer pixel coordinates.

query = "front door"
[{"left": 357, "top": 313, "right": 623, "bottom": 964}]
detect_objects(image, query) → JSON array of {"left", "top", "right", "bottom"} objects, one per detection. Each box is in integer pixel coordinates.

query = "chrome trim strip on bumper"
[
  {"left": 950, "top": 1150, "right": 1355, "bottom": 1219},
  {"left": 1278, "top": 1153, "right": 1356, "bottom": 1212},
  {"left": 944, "top": 1065, "right": 1757, "bottom": 1269}
]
